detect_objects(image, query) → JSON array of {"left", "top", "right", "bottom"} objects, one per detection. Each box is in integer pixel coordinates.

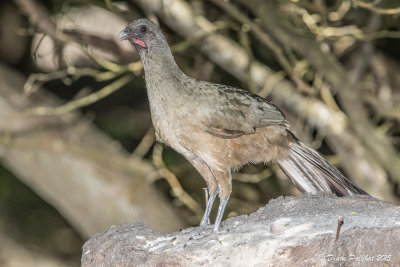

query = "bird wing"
[{"left": 193, "top": 82, "right": 286, "bottom": 139}]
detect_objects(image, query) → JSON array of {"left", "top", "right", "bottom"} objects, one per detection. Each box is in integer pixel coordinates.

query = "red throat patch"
[{"left": 133, "top": 39, "right": 146, "bottom": 48}]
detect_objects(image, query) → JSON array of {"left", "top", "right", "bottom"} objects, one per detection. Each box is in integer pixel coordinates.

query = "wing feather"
[{"left": 191, "top": 82, "right": 285, "bottom": 138}]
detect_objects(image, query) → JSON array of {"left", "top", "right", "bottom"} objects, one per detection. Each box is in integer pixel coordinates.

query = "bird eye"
[{"left": 140, "top": 26, "right": 147, "bottom": 33}]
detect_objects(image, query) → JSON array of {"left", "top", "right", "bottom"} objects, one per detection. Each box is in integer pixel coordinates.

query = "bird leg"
[
  {"left": 213, "top": 194, "right": 230, "bottom": 231},
  {"left": 200, "top": 189, "right": 218, "bottom": 226},
  {"left": 185, "top": 157, "right": 219, "bottom": 227}
]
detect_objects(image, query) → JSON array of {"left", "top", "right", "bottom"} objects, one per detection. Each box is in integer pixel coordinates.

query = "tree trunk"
[{"left": 82, "top": 194, "right": 399, "bottom": 266}]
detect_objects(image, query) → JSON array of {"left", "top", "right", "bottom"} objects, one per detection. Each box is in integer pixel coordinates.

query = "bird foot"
[{"left": 192, "top": 230, "right": 214, "bottom": 240}]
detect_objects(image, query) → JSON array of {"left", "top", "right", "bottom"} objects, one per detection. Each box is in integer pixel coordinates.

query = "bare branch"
[
  {"left": 152, "top": 144, "right": 204, "bottom": 221},
  {"left": 352, "top": 0, "right": 400, "bottom": 15},
  {"left": 23, "top": 74, "right": 133, "bottom": 116}
]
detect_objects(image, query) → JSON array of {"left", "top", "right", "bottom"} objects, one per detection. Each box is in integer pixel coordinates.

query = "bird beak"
[{"left": 119, "top": 29, "right": 135, "bottom": 41}]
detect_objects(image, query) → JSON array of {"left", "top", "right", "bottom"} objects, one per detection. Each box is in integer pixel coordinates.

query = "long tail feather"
[{"left": 277, "top": 142, "right": 368, "bottom": 196}]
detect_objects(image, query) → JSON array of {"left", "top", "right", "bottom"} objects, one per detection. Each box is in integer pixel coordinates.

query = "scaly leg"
[
  {"left": 200, "top": 188, "right": 219, "bottom": 226},
  {"left": 183, "top": 156, "right": 219, "bottom": 227},
  {"left": 213, "top": 194, "right": 230, "bottom": 231}
]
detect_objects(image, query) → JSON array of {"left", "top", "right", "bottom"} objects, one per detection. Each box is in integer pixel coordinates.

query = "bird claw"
[{"left": 188, "top": 228, "right": 216, "bottom": 241}]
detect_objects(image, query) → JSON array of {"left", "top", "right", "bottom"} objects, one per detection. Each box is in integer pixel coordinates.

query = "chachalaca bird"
[{"left": 119, "top": 19, "right": 368, "bottom": 231}]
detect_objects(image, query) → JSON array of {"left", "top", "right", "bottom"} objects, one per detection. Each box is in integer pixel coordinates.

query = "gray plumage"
[{"left": 120, "top": 19, "right": 368, "bottom": 231}]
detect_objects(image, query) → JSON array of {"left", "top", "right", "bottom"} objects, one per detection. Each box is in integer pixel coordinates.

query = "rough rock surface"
[{"left": 82, "top": 194, "right": 400, "bottom": 266}]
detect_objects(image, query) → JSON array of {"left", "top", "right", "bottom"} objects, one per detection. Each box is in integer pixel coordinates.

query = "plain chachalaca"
[{"left": 119, "top": 19, "right": 368, "bottom": 231}]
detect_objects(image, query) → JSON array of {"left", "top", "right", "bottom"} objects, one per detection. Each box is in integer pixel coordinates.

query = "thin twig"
[
  {"left": 132, "top": 126, "right": 156, "bottom": 158},
  {"left": 24, "top": 67, "right": 101, "bottom": 95},
  {"left": 170, "top": 21, "right": 227, "bottom": 53},
  {"left": 152, "top": 143, "right": 204, "bottom": 220},
  {"left": 335, "top": 216, "right": 344, "bottom": 243},
  {"left": 352, "top": 0, "right": 400, "bottom": 15},
  {"left": 23, "top": 74, "right": 133, "bottom": 116},
  {"left": 211, "top": 0, "right": 311, "bottom": 92}
]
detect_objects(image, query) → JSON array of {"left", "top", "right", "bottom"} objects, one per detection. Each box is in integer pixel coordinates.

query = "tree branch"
[{"left": 81, "top": 194, "right": 400, "bottom": 266}]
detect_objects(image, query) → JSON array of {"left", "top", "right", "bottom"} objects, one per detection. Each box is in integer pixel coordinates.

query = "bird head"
[{"left": 119, "top": 19, "right": 165, "bottom": 52}]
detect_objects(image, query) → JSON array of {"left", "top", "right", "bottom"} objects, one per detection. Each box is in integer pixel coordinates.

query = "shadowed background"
[{"left": 1, "top": 0, "right": 400, "bottom": 265}]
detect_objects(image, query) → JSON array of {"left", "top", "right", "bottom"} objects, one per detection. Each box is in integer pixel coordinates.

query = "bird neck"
[
  {"left": 140, "top": 45, "right": 185, "bottom": 88},
  {"left": 139, "top": 44, "right": 187, "bottom": 119}
]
